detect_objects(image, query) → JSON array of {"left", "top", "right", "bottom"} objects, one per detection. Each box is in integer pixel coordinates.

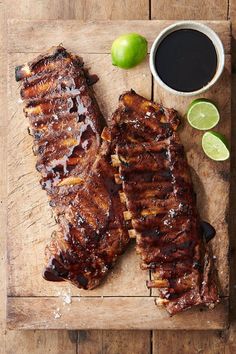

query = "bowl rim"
[{"left": 149, "top": 21, "right": 225, "bottom": 96}]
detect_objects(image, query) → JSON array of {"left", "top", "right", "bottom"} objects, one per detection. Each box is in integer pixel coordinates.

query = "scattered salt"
[
  {"left": 63, "top": 292, "right": 72, "bottom": 304},
  {"left": 53, "top": 307, "right": 61, "bottom": 319}
]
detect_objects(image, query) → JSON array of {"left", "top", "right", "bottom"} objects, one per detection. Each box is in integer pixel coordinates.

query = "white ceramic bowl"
[{"left": 149, "top": 21, "right": 225, "bottom": 96}]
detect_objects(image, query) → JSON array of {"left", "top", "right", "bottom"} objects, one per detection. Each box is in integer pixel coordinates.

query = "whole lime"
[{"left": 111, "top": 33, "right": 148, "bottom": 69}]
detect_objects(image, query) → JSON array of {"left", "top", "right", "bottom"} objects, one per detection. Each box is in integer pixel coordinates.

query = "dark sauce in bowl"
[{"left": 155, "top": 29, "right": 218, "bottom": 92}]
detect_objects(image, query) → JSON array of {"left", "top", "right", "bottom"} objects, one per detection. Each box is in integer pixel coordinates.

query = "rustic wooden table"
[{"left": 1, "top": 0, "right": 236, "bottom": 353}]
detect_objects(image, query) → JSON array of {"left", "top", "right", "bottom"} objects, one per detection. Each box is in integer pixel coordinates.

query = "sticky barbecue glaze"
[
  {"left": 16, "top": 46, "right": 129, "bottom": 289},
  {"left": 107, "top": 91, "right": 219, "bottom": 315}
]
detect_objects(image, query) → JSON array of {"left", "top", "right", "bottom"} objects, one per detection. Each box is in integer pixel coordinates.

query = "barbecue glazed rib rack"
[
  {"left": 16, "top": 46, "right": 130, "bottom": 290},
  {"left": 105, "top": 91, "right": 219, "bottom": 315}
]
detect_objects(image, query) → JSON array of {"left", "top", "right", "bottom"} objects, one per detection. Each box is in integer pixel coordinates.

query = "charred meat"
[
  {"left": 16, "top": 46, "right": 129, "bottom": 289},
  {"left": 107, "top": 90, "right": 219, "bottom": 315}
]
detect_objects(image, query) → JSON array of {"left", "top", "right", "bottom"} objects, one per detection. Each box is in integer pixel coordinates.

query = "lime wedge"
[
  {"left": 202, "top": 131, "right": 230, "bottom": 161},
  {"left": 187, "top": 99, "right": 220, "bottom": 130}
]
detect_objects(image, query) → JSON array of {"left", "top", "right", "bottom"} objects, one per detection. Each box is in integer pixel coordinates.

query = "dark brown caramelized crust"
[
  {"left": 107, "top": 90, "right": 219, "bottom": 315},
  {"left": 16, "top": 46, "right": 129, "bottom": 289}
]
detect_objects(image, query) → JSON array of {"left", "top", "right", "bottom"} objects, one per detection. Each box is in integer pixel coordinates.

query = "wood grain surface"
[
  {"left": 78, "top": 330, "right": 151, "bottom": 354},
  {"left": 6, "top": 20, "right": 230, "bottom": 330},
  {"left": 7, "top": 297, "right": 229, "bottom": 330},
  {"left": 7, "top": 20, "right": 231, "bottom": 54},
  {"left": 1, "top": 0, "right": 236, "bottom": 353},
  {"left": 151, "top": 0, "right": 229, "bottom": 20}
]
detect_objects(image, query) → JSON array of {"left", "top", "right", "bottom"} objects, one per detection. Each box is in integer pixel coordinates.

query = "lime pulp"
[
  {"left": 202, "top": 131, "right": 229, "bottom": 161},
  {"left": 187, "top": 99, "right": 220, "bottom": 130}
]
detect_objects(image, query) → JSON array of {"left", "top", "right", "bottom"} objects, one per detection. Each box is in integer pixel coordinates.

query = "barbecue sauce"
[
  {"left": 155, "top": 29, "right": 218, "bottom": 92},
  {"left": 201, "top": 221, "right": 216, "bottom": 243}
]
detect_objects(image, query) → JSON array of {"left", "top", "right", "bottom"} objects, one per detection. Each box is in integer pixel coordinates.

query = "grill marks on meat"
[
  {"left": 44, "top": 142, "right": 129, "bottom": 289},
  {"left": 107, "top": 90, "right": 219, "bottom": 315},
  {"left": 16, "top": 46, "right": 129, "bottom": 289}
]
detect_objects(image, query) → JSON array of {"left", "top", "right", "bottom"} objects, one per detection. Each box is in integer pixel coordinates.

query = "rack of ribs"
[
  {"left": 105, "top": 90, "right": 219, "bottom": 315},
  {"left": 15, "top": 46, "right": 129, "bottom": 289}
]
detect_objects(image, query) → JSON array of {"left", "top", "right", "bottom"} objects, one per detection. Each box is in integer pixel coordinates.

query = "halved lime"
[
  {"left": 187, "top": 99, "right": 220, "bottom": 130},
  {"left": 202, "top": 131, "right": 230, "bottom": 161}
]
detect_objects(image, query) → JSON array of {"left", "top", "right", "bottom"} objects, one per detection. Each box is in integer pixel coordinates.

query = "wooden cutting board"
[{"left": 7, "top": 20, "right": 231, "bottom": 330}]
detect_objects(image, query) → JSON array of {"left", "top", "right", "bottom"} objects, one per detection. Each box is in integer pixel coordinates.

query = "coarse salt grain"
[
  {"left": 53, "top": 308, "right": 61, "bottom": 319},
  {"left": 63, "top": 293, "right": 72, "bottom": 304}
]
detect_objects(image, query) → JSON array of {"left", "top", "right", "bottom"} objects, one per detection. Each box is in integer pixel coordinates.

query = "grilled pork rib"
[
  {"left": 107, "top": 91, "right": 219, "bottom": 315},
  {"left": 16, "top": 46, "right": 129, "bottom": 289}
]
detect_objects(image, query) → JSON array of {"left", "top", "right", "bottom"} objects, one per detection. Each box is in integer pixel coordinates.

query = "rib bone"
[
  {"left": 111, "top": 154, "right": 121, "bottom": 167},
  {"left": 119, "top": 191, "right": 127, "bottom": 204},
  {"left": 57, "top": 176, "right": 83, "bottom": 187},
  {"left": 114, "top": 174, "right": 122, "bottom": 184},
  {"left": 128, "top": 229, "right": 139, "bottom": 238},
  {"left": 123, "top": 210, "right": 132, "bottom": 221}
]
